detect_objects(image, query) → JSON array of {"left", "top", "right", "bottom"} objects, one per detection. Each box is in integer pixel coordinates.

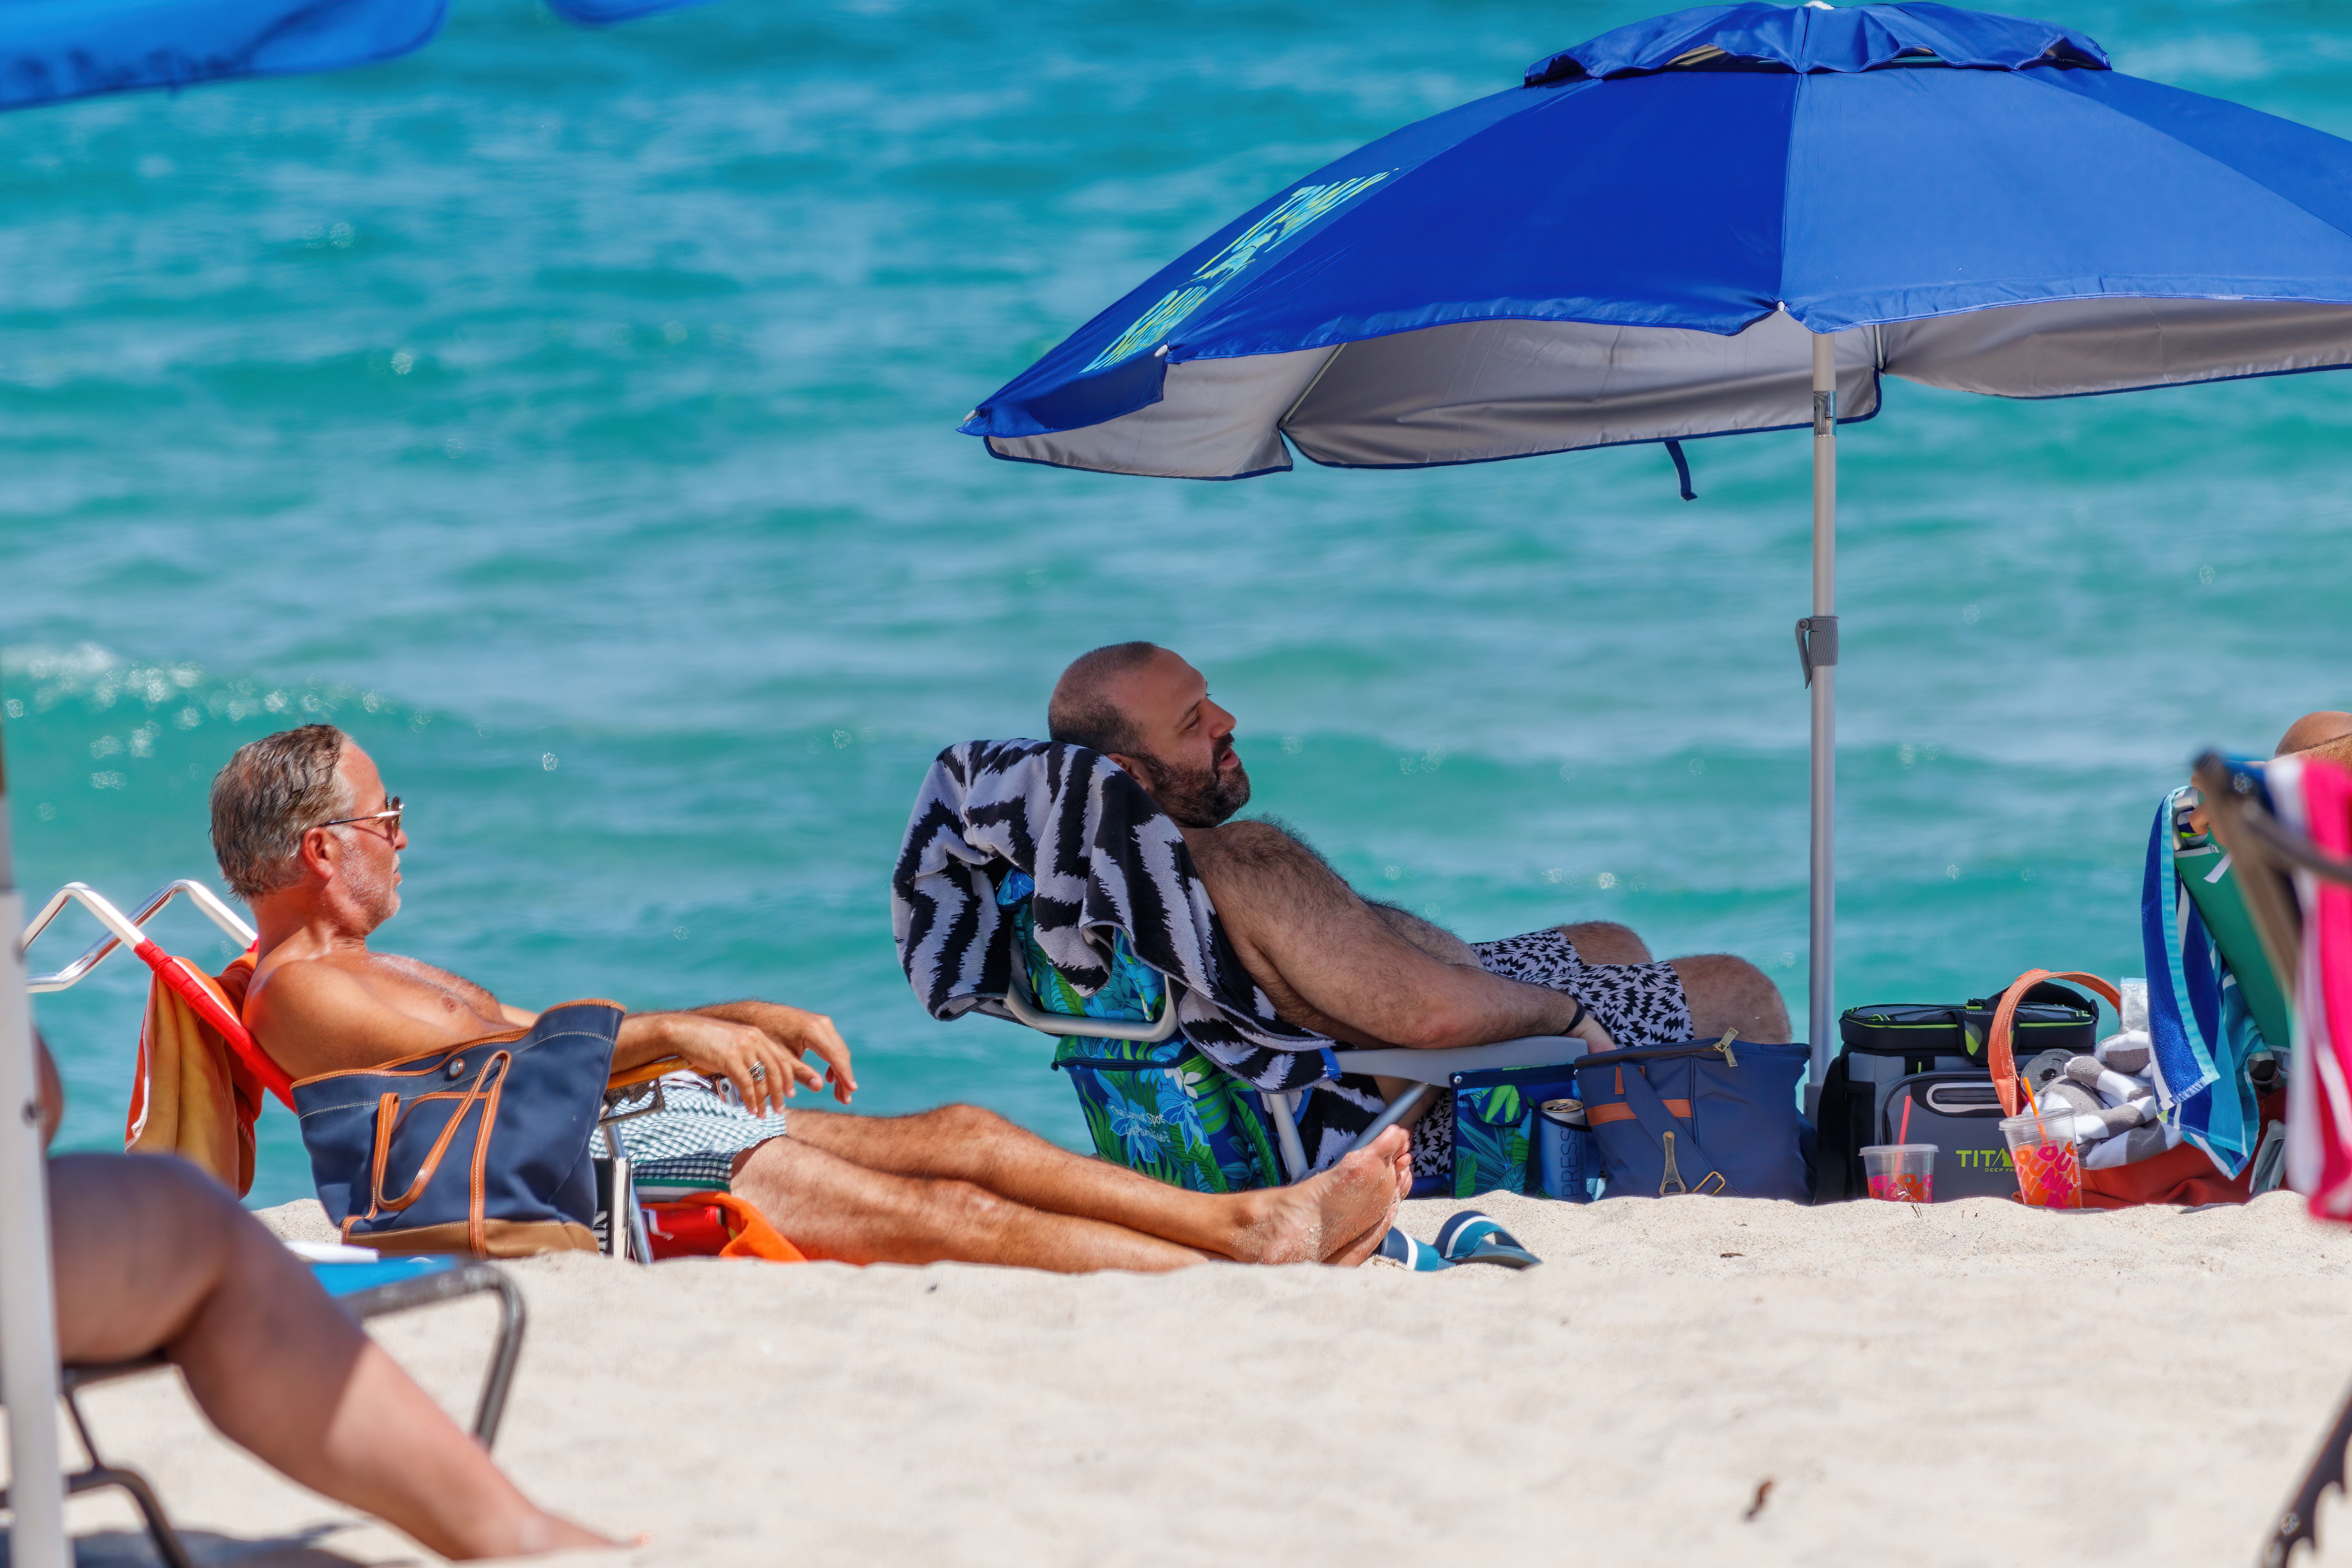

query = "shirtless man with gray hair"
[
  {"left": 1045, "top": 643, "right": 1792, "bottom": 1074},
  {"left": 215, "top": 726, "right": 1406, "bottom": 1273}
]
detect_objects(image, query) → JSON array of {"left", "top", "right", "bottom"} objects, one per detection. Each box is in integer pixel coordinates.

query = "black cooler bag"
[{"left": 1812, "top": 984, "right": 2098, "bottom": 1203}]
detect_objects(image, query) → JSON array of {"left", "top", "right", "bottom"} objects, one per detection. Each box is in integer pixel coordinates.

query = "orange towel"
[
  {"left": 642, "top": 1192, "right": 808, "bottom": 1263},
  {"left": 125, "top": 950, "right": 266, "bottom": 1196}
]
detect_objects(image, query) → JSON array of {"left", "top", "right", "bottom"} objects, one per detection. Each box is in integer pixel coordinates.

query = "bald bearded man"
[{"left": 1044, "top": 644, "right": 1791, "bottom": 1071}]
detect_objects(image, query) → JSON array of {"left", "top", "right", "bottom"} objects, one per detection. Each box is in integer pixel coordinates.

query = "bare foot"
[
  {"left": 470, "top": 1512, "right": 632, "bottom": 1558},
  {"left": 1325, "top": 1210, "right": 1394, "bottom": 1267},
  {"left": 1233, "top": 1127, "right": 1407, "bottom": 1265}
]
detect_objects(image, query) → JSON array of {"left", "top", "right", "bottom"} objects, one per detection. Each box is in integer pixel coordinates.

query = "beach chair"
[
  {"left": 2194, "top": 753, "right": 2352, "bottom": 1568},
  {"left": 2167, "top": 782, "right": 2294, "bottom": 1056},
  {"left": 995, "top": 879, "right": 1586, "bottom": 1195},
  {"left": 0, "top": 1254, "right": 524, "bottom": 1568},
  {"left": 23, "top": 877, "right": 685, "bottom": 1263}
]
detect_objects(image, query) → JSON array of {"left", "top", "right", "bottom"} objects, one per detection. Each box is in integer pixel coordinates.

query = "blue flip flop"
[
  {"left": 1376, "top": 1228, "right": 1453, "bottom": 1271},
  {"left": 1434, "top": 1209, "right": 1543, "bottom": 1269}
]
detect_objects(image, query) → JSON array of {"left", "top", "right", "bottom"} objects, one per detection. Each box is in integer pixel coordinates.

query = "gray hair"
[
  {"left": 210, "top": 725, "right": 352, "bottom": 902},
  {"left": 1047, "top": 642, "right": 1163, "bottom": 757}
]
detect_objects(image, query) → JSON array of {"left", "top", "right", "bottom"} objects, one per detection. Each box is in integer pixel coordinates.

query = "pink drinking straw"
[{"left": 1898, "top": 1094, "right": 1913, "bottom": 1144}]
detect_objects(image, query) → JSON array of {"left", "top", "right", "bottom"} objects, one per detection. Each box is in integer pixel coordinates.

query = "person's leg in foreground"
[
  {"left": 732, "top": 1111, "right": 1411, "bottom": 1272},
  {"left": 49, "top": 1152, "right": 613, "bottom": 1559}
]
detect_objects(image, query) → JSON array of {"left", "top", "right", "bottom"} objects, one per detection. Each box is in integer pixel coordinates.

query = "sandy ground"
[{"left": 32, "top": 1191, "right": 2352, "bottom": 1566}]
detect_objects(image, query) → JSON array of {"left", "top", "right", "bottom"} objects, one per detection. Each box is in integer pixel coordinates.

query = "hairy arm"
[{"left": 1187, "top": 821, "right": 1612, "bottom": 1051}]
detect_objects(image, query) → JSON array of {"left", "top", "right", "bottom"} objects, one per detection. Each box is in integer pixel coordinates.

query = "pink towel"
[{"left": 2292, "top": 759, "right": 2352, "bottom": 1221}]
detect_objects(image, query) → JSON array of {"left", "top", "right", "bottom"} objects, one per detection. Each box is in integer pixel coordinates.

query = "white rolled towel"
[{"left": 2096, "top": 1028, "right": 2153, "bottom": 1075}]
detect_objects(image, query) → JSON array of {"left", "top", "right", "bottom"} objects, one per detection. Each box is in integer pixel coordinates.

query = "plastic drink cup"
[
  {"left": 2001, "top": 1113, "right": 2083, "bottom": 1209},
  {"left": 1859, "top": 1143, "right": 1937, "bottom": 1203}
]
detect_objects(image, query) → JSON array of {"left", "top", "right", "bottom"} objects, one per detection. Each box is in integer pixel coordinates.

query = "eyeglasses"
[{"left": 317, "top": 796, "right": 403, "bottom": 836}]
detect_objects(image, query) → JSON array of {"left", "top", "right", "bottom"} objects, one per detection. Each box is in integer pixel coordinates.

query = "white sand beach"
[{"left": 44, "top": 1191, "right": 2352, "bottom": 1566}]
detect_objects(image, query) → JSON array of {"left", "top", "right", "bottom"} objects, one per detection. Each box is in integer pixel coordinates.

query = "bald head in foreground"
[
  {"left": 2277, "top": 710, "right": 2352, "bottom": 767},
  {"left": 1048, "top": 644, "right": 1791, "bottom": 1091},
  {"left": 220, "top": 724, "right": 1406, "bottom": 1271}
]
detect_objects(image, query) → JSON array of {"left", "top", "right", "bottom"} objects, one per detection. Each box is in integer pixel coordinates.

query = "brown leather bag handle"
[
  {"left": 358, "top": 1051, "right": 513, "bottom": 1220},
  {"left": 1988, "top": 971, "right": 2121, "bottom": 1116}
]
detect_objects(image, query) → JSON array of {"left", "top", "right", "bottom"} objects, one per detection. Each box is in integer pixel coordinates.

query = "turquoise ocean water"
[{"left": 2, "top": 0, "right": 2347, "bottom": 1206}]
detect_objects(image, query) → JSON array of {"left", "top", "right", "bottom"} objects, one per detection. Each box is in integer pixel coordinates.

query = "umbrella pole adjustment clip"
[
  {"left": 1812, "top": 389, "right": 1837, "bottom": 436},
  {"left": 1795, "top": 615, "right": 1840, "bottom": 687}
]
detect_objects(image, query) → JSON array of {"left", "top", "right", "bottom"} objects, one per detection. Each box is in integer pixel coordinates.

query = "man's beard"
[
  {"left": 341, "top": 851, "right": 402, "bottom": 928},
  {"left": 1133, "top": 741, "right": 1251, "bottom": 828}
]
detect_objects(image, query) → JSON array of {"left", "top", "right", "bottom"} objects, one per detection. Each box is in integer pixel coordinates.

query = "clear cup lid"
[{"left": 1858, "top": 1143, "right": 1939, "bottom": 1156}]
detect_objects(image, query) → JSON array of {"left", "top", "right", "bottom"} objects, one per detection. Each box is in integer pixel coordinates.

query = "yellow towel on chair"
[{"left": 126, "top": 952, "right": 262, "bottom": 1197}]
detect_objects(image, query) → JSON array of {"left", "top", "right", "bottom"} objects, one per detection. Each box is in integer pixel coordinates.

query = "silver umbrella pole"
[
  {"left": 1804, "top": 330, "right": 1840, "bottom": 1089},
  {"left": 0, "top": 718, "right": 68, "bottom": 1567}
]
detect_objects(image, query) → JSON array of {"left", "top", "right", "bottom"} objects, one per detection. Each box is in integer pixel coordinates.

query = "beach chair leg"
[
  {"left": 1344, "top": 1082, "right": 1437, "bottom": 1156},
  {"left": 472, "top": 1269, "right": 529, "bottom": 1448},
  {"left": 621, "top": 1170, "right": 654, "bottom": 1266},
  {"left": 75, "top": 1464, "right": 198, "bottom": 1568},
  {"left": 2263, "top": 1374, "right": 2352, "bottom": 1568},
  {"left": 1260, "top": 1091, "right": 1310, "bottom": 1183},
  {"left": 602, "top": 1153, "right": 632, "bottom": 1258},
  {"left": 51, "top": 1388, "right": 198, "bottom": 1568}
]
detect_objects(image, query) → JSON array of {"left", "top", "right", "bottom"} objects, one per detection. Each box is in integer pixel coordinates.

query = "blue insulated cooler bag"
[
  {"left": 1571, "top": 1038, "right": 1812, "bottom": 1201},
  {"left": 292, "top": 1000, "right": 621, "bottom": 1256}
]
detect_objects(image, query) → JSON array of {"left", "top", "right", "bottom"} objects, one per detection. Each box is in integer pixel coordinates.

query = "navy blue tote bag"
[
  {"left": 292, "top": 1000, "right": 621, "bottom": 1256},
  {"left": 1572, "top": 1038, "right": 1812, "bottom": 1201}
]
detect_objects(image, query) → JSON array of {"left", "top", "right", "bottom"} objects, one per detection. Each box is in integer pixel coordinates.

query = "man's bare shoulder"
[
  {"left": 247, "top": 947, "right": 510, "bottom": 1078},
  {"left": 1183, "top": 816, "right": 1340, "bottom": 878}
]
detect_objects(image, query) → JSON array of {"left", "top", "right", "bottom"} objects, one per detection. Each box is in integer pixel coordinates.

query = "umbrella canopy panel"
[
  {"left": 0, "top": 0, "right": 448, "bottom": 111},
  {"left": 967, "top": 2, "right": 2352, "bottom": 478}
]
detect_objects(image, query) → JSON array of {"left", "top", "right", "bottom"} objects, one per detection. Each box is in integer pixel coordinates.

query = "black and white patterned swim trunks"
[
  {"left": 608, "top": 1072, "right": 789, "bottom": 1195},
  {"left": 1468, "top": 928, "right": 1695, "bottom": 1048},
  {"left": 1403, "top": 927, "right": 1696, "bottom": 1180}
]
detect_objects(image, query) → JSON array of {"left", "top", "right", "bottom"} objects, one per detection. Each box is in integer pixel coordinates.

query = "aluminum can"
[{"left": 1535, "top": 1097, "right": 1595, "bottom": 1202}]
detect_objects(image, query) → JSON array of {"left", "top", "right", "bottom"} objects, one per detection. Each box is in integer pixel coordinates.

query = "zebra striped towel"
[{"left": 892, "top": 739, "right": 1343, "bottom": 1096}]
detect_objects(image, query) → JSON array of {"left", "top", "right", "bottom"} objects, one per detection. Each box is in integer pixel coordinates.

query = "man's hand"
[
  {"left": 617, "top": 1000, "right": 860, "bottom": 1116},
  {"left": 635, "top": 1013, "right": 823, "bottom": 1119},
  {"left": 689, "top": 1001, "right": 857, "bottom": 1106},
  {"left": 1571, "top": 1008, "right": 1619, "bottom": 1054},
  {"left": 734, "top": 1003, "right": 856, "bottom": 1104}
]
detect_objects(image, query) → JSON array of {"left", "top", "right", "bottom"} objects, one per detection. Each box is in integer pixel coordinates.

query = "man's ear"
[
  {"left": 295, "top": 825, "right": 339, "bottom": 885},
  {"left": 1104, "top": 752, "right": 1150, "bottom": 785}
]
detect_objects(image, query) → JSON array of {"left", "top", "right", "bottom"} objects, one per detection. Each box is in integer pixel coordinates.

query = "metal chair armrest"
[
  {"left": 334, "top": 1262, "right": 526, "bottom": 1445},
  {"left": 1330, "top": 1035, "right": 1586, "bottom": 1086},
  {"left": 1000, "top": 942, "right": 1180, "bottom": 1043}
]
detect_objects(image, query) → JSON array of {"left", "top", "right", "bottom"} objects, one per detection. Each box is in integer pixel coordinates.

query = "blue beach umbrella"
[
  {"left": 962, "top": 0, "right": 2352, "bottom": 1092},
  {"left": 0, "top": 2, "right": 708, "bottom": 1559},
  {"left": 0, "top": 0, "right": 710, "bottom": 112}
]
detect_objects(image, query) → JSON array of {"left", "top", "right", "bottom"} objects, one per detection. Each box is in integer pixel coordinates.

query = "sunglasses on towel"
[{"left": 318, "top": 797, "right": 403, "bottom": 836}]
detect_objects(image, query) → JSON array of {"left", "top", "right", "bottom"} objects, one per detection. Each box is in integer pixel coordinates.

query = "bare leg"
[
  {"left": 1553, "top": 921, "right": 1653, "bottom": 965},
  {"left": 1670, "top": 954, "right": 1793, "bottom": 1042},
  {"left": 48, "top": 1154, "right": 611, "bottom": 1559},
  {"left": 1183, "top": 820, "right": 1588, "bottom": 1049},
  {"left": 733, "top": 1137, "right": 1207, "bottom": 1271},
  {"left": 779, "top": 1107, "right": 1407, "bottom": 1266}
]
